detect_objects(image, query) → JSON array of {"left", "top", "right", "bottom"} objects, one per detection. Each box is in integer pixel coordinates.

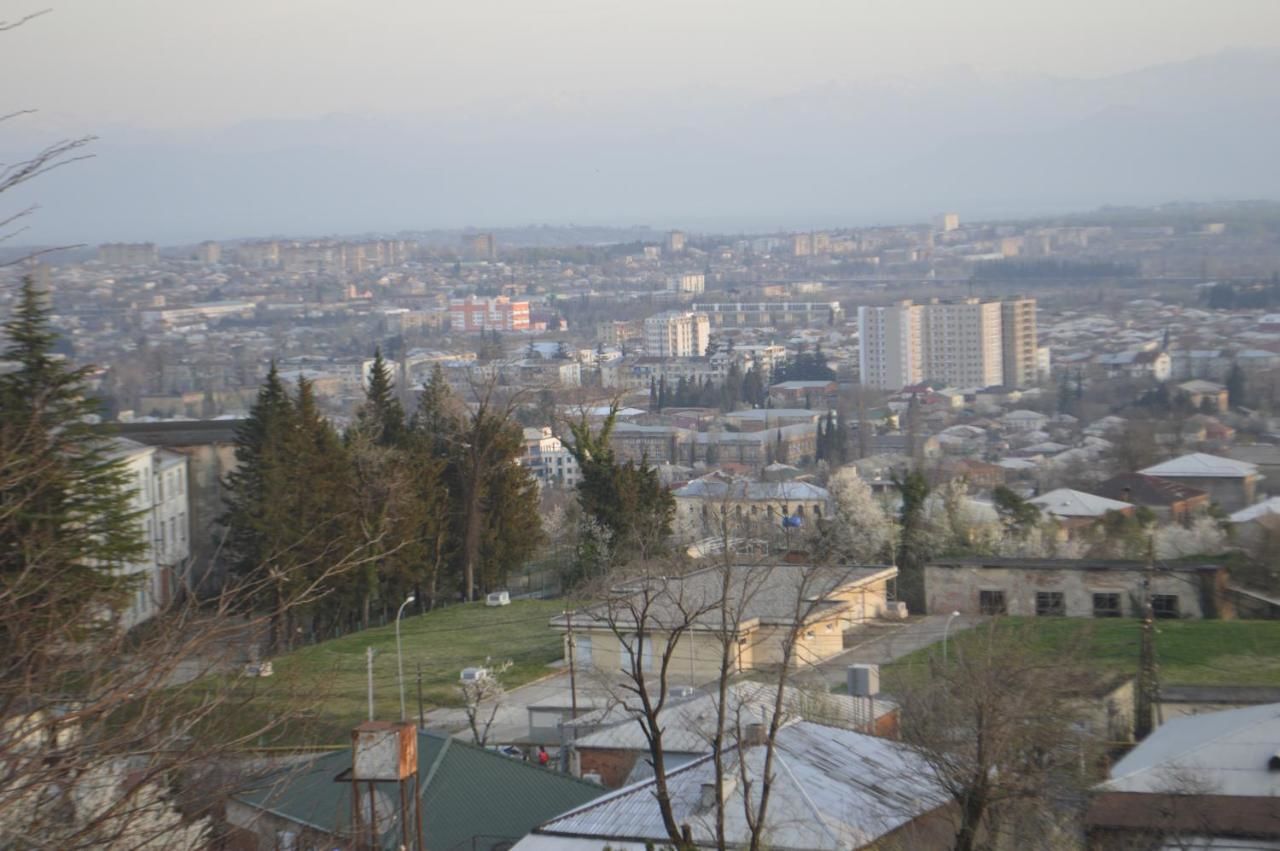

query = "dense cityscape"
[{"left": 4, "top": 2, "right": 1280, "bottom": 850}]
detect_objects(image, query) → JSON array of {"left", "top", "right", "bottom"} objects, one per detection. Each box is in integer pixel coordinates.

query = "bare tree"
[
  {"left": 457, "top": 659, "right": 513, "bottom": 747},
  {"left": 896, "top": 622, "right": 1099, "bottom": 851}
]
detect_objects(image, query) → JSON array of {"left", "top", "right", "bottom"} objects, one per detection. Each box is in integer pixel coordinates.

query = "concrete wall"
[{"left": 925, "top": 566, "right": 1211, "bottom": 619}]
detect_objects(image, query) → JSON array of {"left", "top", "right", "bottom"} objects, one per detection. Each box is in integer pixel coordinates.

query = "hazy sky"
[{"left": 6, "top": 0, "right": 1280, "bottom": 129}]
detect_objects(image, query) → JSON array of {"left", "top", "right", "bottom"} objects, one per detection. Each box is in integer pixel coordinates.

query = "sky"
[
  {"left": 6, "top": 0, "right": 1280, "bottom": 129},
  {"left": 3, "top": 0, "right": 1280, "bottom": 243}
]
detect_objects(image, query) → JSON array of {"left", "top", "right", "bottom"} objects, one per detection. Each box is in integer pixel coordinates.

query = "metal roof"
[
  {"left": 525, "top": 720, "right": 949, "bottom": 850},
  {"left": 1030, "top": 487, "right": 1134, "bottom": 518},
  {"left": 233, "top": 729, "right": 604, "bottom": 851},
  {"left": 1100, "top": 702, "right": 1280, "bottom": 797},
  {"left": 1140, "top": 452, "right": 1259, "bottom": 479}
]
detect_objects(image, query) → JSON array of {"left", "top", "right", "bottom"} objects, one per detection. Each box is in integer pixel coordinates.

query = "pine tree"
[
  {"left": 221, "top": 363, "right": 294, "bottom": 592},
  {"left": 353, "top": 348, "right": 405, "bottom": 447},
  {"left": 0, "top": 277, "right": 144, "bottom": 645},
  {"left": 1226, "top": 363, "right": 1245, "bottom": 409}
]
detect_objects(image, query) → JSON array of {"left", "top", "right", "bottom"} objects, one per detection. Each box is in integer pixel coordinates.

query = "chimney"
[{"left": 742, "top": 722, "right": 767, "bottom": 747}]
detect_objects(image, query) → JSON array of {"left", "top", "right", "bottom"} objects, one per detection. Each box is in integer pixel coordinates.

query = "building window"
[
  {"left": 1093, "top": 593, "right": 1123, "bottom": 618},
  {"left": 1152, "top": 595, "right": 1180, "bottom": 619},
  {"left": 1035, "top": 592, "right": 1065, "bottom": 616},
  {"left": 979, "top": 590, "right": 1006, "bottom": 616}
]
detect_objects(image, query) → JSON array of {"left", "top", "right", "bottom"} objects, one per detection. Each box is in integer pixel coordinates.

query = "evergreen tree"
[
  {"left": 566, "top": 406, "right": 674, "bottom": 579},
  {"left": 221, "top": 362, "right": 294, "bottom": 590},
  {"left": 894, "top": 469, "right": 932, "bottom": 610},
  {"left": 0, "top": 277, "right": 144, "bottom": 645},
  {"left": 1226, "top": 363, "right": 1246, "bottom": 408},
  {"left": 353, "top": 348, "right": 405, "bottom": 447}
]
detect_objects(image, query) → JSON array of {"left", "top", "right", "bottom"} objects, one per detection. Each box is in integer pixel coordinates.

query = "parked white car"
[
  {"left": 485, "top": 591, "right": 511, "bottom": 607},
  {"left": 460, "top": 666, "right": 491, "bottom": 683}
]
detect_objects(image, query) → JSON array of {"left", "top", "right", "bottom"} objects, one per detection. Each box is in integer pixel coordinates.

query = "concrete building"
[
  {"left": 666, "top": 272, "right": 705, "bottom": 294},
  {"left": 924, "top": 557, "right": 1231, "bottom": 620},
  {"left": 858, "top": 301, "right": 923, "bottom": 390},
  {"left": 643, "top": 311, "right": 710, "bottom": 358},
  {"left": 552, "top": 563, "right": 896, "bottom": 681},
  {"left": 1140, "top": 453, "right": 1262, "bottom": 512},
  {"left": 97, "top": 242, "right": 158, "bottom": 266},
  {"left": 664, "top": 230, "right": 686, "bottom": 253},
  {"left": 673, "top": 476, "right": 830, "bottom": 540},
  {"left": 933, "top": 212, "right": 960, "bottom": 232},
  {"left": 1000, "top": 298, "right": 1038, "bottom": 388},
  {"left": 449, "top": 295, "right": 530, "bottom": 332},
  {"left": 462, "top": 232, "right": 497, "bottom": 260},
  {"left": 920, "top": 298, "right": 1005, "bottom": 388},
  {"left": 860, "top": 298, "right": 1035, "bottom": 390},
  {"left": 692, "top": 301, "right": 844, "bottom": 328},
  {"left": 520, "top": 427, "right": 580, "bottom": 488},
  {"left": 109, "top": 438, "right": 191, "bottom": 629},
  {"left": 195, "top": 241, "right": 221, "bottom": 264}
]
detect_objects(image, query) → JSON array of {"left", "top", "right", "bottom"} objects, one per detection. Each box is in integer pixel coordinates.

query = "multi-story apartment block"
[
  {"left": 665, "top": 230, "right": 687, "bottom": 253},
  {"left": 858, "top": 301, "right": 924, "bottom": 391},
  {"left": 644, "top": 311, "right": 711, "bottom": 358},
  {"left": 667, "top": 273, "right": 705, "bottom": 294},
  {"left": 111, "top": 438, "right": 190, "bottom": 629},
  {"left": 463, "top": 232, "right": 497, "bottom": 261},
  {"left": 921, "top": 298, "right": 1004, "bottom": 389},
  {"left": 520, "top": 427, "right": 580, "bottom": 488},
  {"left": 692, "top": 302, "right": 844, "bottom": 328},
  {"left": 1000, "top": 298, "right": 1038, "bottom": 388},
  {"left": 195, "top": 241, "right": 221, "bottom": 264},
  {"left": 449, "top": 295, "right": 530, "bottom": 332},
  {"left": 859, "top": 298, "right": 1036, "bottom": 390},
  {"left": 97, "top": 242, "right": 159, "bottom": 266}
]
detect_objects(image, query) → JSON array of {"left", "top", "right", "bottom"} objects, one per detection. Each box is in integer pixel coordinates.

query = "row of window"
[{"left": 978, "top": 590, "right": 1180, "bottom": 619}]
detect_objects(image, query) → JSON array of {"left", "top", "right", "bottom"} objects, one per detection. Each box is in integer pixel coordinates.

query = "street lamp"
[
  {"left": 396, "top": 593, "right": 416, "bottom": 721},
  {"left": 943, "top": 611, "right": 961, "bottom": 664}
]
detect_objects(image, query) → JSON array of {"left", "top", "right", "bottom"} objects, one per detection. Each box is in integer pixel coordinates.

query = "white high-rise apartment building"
[
  {"left": 859, "top": 298, "right": 1028, "bottom": 390},
  {"left": 644, "top": 311, "right": 711, "bottom": 358},
  {"left": 920, "top": 298, "right": 1004, "bottom": 388},
  {"left": 858, "top": 302, "right": 923, "bottom": 390}
]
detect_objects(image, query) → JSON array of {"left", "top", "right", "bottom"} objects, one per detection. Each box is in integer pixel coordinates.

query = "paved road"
[{"left": 802, "top": 614, "right": 984, "bottom": 690}]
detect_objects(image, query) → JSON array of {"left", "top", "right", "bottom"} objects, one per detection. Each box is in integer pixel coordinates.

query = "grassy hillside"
[
  {"left": 881, "top": 617, "right": 1280, "bottom": 693},
  {"left": 192, "top": 599, "right": 566, "bottom": 745}
]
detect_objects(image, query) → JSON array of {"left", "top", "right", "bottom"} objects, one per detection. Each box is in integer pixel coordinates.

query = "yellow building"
[{"left": 554, "top": 563, "right": 896, "bottom": 682}]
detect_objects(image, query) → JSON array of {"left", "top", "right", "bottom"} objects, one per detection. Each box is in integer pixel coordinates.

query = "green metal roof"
[{"left": 234, "top": 730, "right": 604, "bottom": 850}]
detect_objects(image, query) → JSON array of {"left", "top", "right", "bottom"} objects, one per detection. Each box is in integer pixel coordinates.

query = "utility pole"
[
  {"left": 366, "top": 647, "right": 375, "bottom": 722},
  {"left": 565, "top": 610, "right": 578, "bottom": 719},
  {"left": 417, "top": 662, "right": 425, "bottom": 730},
  {"left": 1135, "top": 539, "right": 1160, "bottom": 740}
]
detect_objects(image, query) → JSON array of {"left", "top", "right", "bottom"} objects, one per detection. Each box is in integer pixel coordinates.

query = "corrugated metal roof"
[
  {"left": 233, "top": 730, "right": 604, "bottom": 850},
  {"left": 530, "top": 721, "right": 948, "bottom": 850},
  {"left": 1101, "top": 702, "right": 1280, "bottom": 797}
]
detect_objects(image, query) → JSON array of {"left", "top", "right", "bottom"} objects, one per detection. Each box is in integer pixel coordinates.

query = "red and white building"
[{"left": 448, "top": 296, "right": 530, "bottom": 332}]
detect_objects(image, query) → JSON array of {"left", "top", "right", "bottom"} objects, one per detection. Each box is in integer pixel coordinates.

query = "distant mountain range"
[{"left": 5, "top": 49, "right": 1280, "bottom": 245}]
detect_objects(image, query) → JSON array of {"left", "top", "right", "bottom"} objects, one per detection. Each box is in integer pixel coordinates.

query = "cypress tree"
[{"left": 0, "top": 277, "right": 144, "bottom": 644}]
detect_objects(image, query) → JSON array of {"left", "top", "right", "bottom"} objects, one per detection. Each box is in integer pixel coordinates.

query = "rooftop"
[
  {"left": 1030, "top": 487, "right": 1134, "bottom": 518},
  {"left": 1140, "top": 452, "right": 1259, "bottom": 479}
]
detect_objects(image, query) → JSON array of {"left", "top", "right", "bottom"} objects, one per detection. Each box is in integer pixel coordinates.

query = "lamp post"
[
  {"left": 943, "top": 610, "right": 961, "bottom": 664},
  {"left": 396, "top": 593, "right": 416, "bottom": 721}
]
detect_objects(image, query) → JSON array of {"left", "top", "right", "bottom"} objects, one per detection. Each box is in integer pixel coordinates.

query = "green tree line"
[{"left": 221, "top": 353, "right": 543, "bottom": 650}]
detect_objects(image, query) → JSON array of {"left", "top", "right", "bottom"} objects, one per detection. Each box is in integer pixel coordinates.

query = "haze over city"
[{"left": 4, "top": 0, "right": 1280, "bottom": 243}]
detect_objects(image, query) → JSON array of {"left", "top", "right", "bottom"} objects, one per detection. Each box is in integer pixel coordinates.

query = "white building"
[
  {"left": 110, "top": 438, "right": 190, "bottom": 629},
  {"left": 858, "top": 301, "right": 923, "bottom": 390},
  {"left": 666, "top": 273, "right": 705, "bottom": 294},
  {"left": 520, "top": 427, "right": 580, "bottom": 488},
  {"left": 644, "top": 311, "right": 711, "bottom": 358},
  {"left": 859, "top": 298, "right": 1025, "bottom": 390}
]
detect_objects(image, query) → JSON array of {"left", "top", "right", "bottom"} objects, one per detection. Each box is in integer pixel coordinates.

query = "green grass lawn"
[
  {"left": 879, "top": 617, "right": 1280, "bottom": 694},
  {"left": 189, "top": 599, "right": 566, "bottom": 746}
]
